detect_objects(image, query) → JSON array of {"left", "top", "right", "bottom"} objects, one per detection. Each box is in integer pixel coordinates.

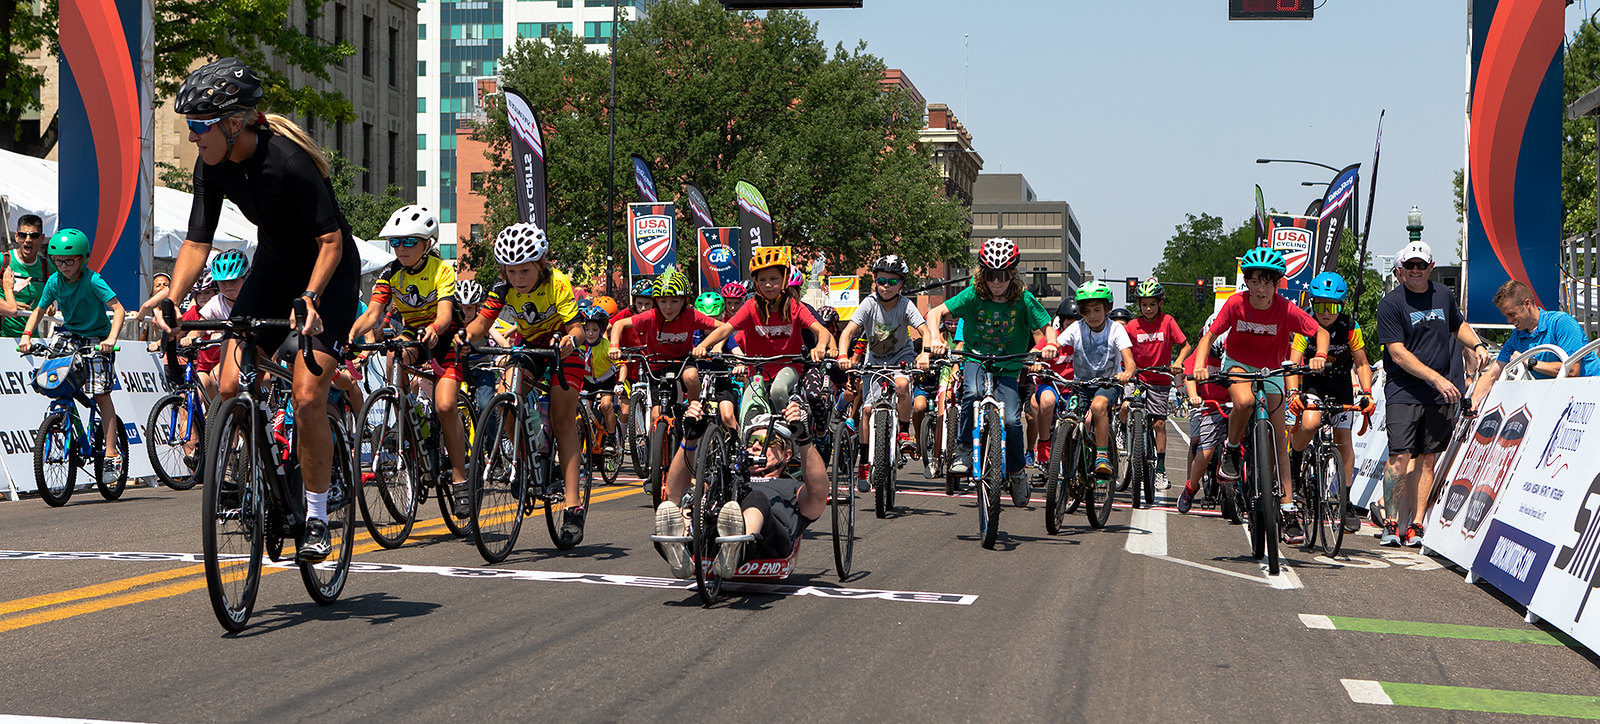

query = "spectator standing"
[
  {"left": 2, "top": 214, "right": 51, "bottom": 337},
  {"left": 1470, "top": 281, "right": 1597, "bottom": 409},
  {"left": 1375, "top": 240, "right": 1486, "bottom": 547}
]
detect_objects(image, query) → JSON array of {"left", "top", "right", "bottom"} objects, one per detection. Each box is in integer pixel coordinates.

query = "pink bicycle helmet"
[
  {"left": 788, "top": 265, "right": 804, "bottom": 288},
  {"left": 721, "top": 281, "right": 748, "bottom": 299}
]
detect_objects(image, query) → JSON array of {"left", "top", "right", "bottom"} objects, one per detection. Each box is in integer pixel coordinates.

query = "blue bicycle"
[
  {"left": 24, "top": 342, "right": 129, "bottom": 507},
  {"left": 146, "top": 340, "right": 221, "bottom": 491},
  {"left": 948, "top": 349, "right": 1037, "bottom": 549}
]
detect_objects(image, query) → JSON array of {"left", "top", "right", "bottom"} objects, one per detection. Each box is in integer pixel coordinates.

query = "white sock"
[
  {"left": 306, "top": 490, "right": 328, "bottom": 522},
  {"left": 1280, "top": 502, "right": 1295, "bottom": 512}
]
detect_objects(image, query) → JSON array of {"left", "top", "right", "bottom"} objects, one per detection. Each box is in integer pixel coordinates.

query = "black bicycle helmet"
[
  {"left": 871, "top": 254, "right": 911, "bottom": 277},
  {"left": 1057, "top": 298, "right": 1080, "bottom": 322},
  {"left": 174, "top": 57, "right": 263, "bottom": 115},
  {"left": 1109, "top": 307, "right": 1134, "bottom": 323}
]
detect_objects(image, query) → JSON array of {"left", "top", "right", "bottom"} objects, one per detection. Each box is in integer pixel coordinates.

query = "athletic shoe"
[
  {"left": 560, "top": 508, "right": 585, "bottom": 547},
  {"left": 950, "top": 457, "right": 971, "bottom": 475},
  {"left": 1093, "top": 455, "right": 1113, "bottom": 479},
  {"left": 1219, "top": 445, "right": 1242, "bottom": 481},
  {"left": 1024, "top": 450, "right": 1035, "bottom": 468},
  {"left": 1404, "top": 523, "right": 1425, "bottom": 548},
  {"left": 1035, "top": 440, "right": 1051, "bottom": 466},
  {"left": 1008, "top": 472, "right": 1029, "bottom": 508},
  {"left": 897, "top": 432, "right": 915, "bottom": 456},
  {"left": 1378, "top": 521, "right": 1402, "bottom": 547},
  {"left": 713, "top": 501, "right": 747, "bottom": 580},
  {"left": 1177, "top": 484, "right": 1196, "bottom": 515},
  {"left": 100, "top": 456, "right": 123, "bottom": 485},
  {"left": 1155, "top": 472, "right": 1170, "bottom": 491},
  {"left": 451, "top": 481, "right": 472, "bottom": 519},
  {"left": 1280, "top": 508, "right": 1305, "bottom": 545},
  {"left": 1367, "top": 502, "right": 1385, "bottom": 528},
  {"left": 655, "top": 500, "right": 692, "bottom": 578},
  {"left": 296, "top": 518, "right": 332, "bottom": 563},
  {"left": 856, "top": 464, "right": 871, "bottom": 494},
  {"left": 1342, "top": 510, "right": 1363, "bottom": 534}
]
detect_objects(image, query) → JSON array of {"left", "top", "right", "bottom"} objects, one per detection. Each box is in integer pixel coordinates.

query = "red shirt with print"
[
  {"left": 1125, "top": 313, "right": 1187, "bottom": 384},
  {"left": 1207, "top": 291, "right": 1319, "bottom": 369},
  {"left": 727, "top": 297, "right": 817, "bottom": 377},
  {"left": 630, "top": 308, "right": 720, "bottom": 369},
  {"left": 1184, "top": 349, "right": 1230, "bottom": 405},
  {"left": 610, "top": 308, "right": 644, "bottom": 349}
]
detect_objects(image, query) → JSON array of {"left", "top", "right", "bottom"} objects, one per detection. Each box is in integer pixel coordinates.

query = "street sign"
[{"left": 1228, "top": 0, "right": 1313, "bottom": 20}]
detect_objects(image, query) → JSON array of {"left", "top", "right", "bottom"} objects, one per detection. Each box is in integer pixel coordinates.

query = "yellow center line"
[{"left": 0, "top": 484, "right": 643, "bottom": 633}]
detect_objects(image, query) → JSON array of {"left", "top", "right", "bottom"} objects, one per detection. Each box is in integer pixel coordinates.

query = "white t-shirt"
[
  {"left": 1056, "top": 319, "right": 1132, "bottom": 380},
  {"left": 849, "top": 293, "right": 926, "bottom": 364}
]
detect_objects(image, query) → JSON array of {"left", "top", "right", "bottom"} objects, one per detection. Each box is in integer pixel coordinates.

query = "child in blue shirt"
[{"left": 19, "top": 229, "right": 127, "bottom": 481}]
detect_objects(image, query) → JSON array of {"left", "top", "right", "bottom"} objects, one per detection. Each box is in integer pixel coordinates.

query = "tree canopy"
[
  {"left": 465, "top": 0, "right": 971, "bottom": 285},
  {"left": 1150, "top": 214, "right": 1256, "bottom": 337}
]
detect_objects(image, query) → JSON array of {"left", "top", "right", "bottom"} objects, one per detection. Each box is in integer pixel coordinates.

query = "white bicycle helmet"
[
  {"left": 379, "top": 205, "right": 439, "bottom": 240},
  {"left": 494, "top": 222, "right": 549, "bottom": 266},
  {"left": 978, "top": 237, "right": 1020, "bottom": 270},
  {"left": 455, "top": 278, "right": 486, "bottom": 305}
]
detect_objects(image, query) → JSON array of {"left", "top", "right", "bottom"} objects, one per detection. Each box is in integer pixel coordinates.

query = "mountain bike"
[
  {"left": 177, "top": 299, "right": 357, "bottom": 632},
  {"left": 914, "top": 360, "right": 952, "bottom": 480},
  {"left": 1039, "top": 373, "right": 1121, "bottom": 533},
  {"left": 146, "top": 340, "right": 221, "bottom": 491},
  {"left": 465, "top": 343, "right": 589, "bottom": 562},
  {"left": 1190, "top": 400, "right": 1241, "bottom": 524},
  {"left": 1123, "top": 367, "right": 1175, "bottom": 510},
  {"left": 23, "top": 341, "right": 129, "bottom": 507},
  {"left": 1293, "top": 395, "right": 1369, "bottom": 557},
  {"left": 1203, "top": 364, "right": 1311, "bottom": 576},
  {"left": 941, "top": 362, "right": 964, "bottom": 495},
  {"left": 850, "top": 361, "right": 914, "bottom": 518},
  {"left": 945, "top": 350, "right": 1037, "bottom": 549},
  {"left": 619, "top": 349, "right": 687, "bottom": 508},
  {"left": 580, "top": 384, "right": 624, "bottom": 487}
]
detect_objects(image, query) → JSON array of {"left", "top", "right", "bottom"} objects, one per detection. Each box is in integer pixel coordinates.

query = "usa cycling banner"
[
  {"left": 631, "top": 154, "right": 658, "bottom": 203},
  {"left": 1465, "top": 0, "right": 1563, "bottom": 322},
  {"left": 1266, "top": 214, "right": 1319, "bottom": 300},
  {"left": 683, "top": 184, "right": 714, "bottom": 230},
  {"left": 503, "top": 87, "right": 547, "bottom": 228},
  {"left": 628, "top": 202, "right": 677, "bottom": 279},
  {"left": 1315, "top": 164, "right": 1360, "bottom": 272},
  {"left": 735, "top": 181, "right": 773, "bottom": 275},
  {"left": 697, "top": 227, "right": 740, "bottom": 293}
]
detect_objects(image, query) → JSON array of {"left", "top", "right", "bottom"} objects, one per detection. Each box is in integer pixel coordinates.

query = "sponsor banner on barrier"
[
  {"left": 1349, "top": 387, "right": 1388, "bottom": 511},
  {"left": 0, "top": 348, "right": 170, "bottom": 497}
]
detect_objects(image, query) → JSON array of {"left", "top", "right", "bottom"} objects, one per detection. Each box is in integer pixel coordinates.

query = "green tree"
[
  {"left": 326, "top": 150, "right": 408, "bottom": 241},
  {"left": 1150, "top": 214, "right": 1256, "bottom": 337},
  {"left": 1565, "top": 20, "right": 1600, "bottom": 239},
  {"left": 1333, "top": 228, "right": 1384, "bottom": 348},
  {"left": 0, "top": 0, "right": 353, "bottom": 158},
  {"left": 466, "top": 0, "right": 971, "bottom": 286}
]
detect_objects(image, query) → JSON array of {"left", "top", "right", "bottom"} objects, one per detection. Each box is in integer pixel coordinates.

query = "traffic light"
[
  {"left": 1124, "top": 277, "right": 1139, "bottom": 302},
  {"left": 1194, "top": 277, "right": 1211, "bottom": 304}
]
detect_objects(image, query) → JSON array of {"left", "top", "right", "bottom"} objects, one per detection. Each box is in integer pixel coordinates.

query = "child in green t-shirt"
[{"left": 19, "top": 229, "right": 127, "bottom": 482}]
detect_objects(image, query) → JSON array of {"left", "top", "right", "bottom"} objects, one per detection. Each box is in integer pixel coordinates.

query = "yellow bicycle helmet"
[{"left": 748, "top": 245, "right": 792, "bottom": 276}]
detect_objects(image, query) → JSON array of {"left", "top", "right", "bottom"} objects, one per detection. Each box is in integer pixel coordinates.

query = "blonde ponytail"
[{"left": 252, "top": 112, "right": 331, "bottom": 178}]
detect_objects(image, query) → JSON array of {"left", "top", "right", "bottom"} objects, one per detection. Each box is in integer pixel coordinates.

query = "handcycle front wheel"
[
  {"left": 33, "top": 410, "right": 77, "bottom": 507},
  {"left": 692, "top": 426, "right": 732, "bottom": 606},
  {"left": 830, "top": 425, "right": 857, "bottom": 579},
  {"left": 200, "top": 396, "right": 264, "bottom": 632},
  {"left": 146, "top": 392, "right": 201, "bottom": 491}
]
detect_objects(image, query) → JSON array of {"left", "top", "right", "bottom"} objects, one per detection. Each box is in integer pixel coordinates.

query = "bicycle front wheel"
[
  {"left": 596, "top": 404, "right": 622, "bottom": 487},
  {"left": 546, "top": 411, "right": 595, "bottom": 550},
  {"left": 918, "top": 410, "right": 940, "bottom": 479},
  {"left": 943, "top": 402, "right": 962, "bottom": 496},
  {"left": 1250, "top": 419, "right": 1280, "bottom": 574},
  {"left": 1316, "top": 448, "right": 1347, "bottom": 557},
  {"left": 355, "top": 389, "right": 415, "bottom": 548},
  {"left": 627, "top": 388, "right": 650, "bottom": 479},
  {"left": 872, "top": 410, "right": 892, "bottom": 519},
  {"left": 469, "top": 396, "right": 528, "bottom": 563},
  {"left": 830, "top": 424, "right": 857, "bottom": 579},
  {"left": 646, "top": 419, "right": 670, "bottom": 509},
  {"left": 1044, "top": 424, "right": 1073, "bottom": 534},
  {"left": 201, "top": 397, "right": 264, "bottom": 632},
  {"left": 301, "top": 413, "right": 357, "bottom": 605},
  {"left": 147, "top": 392, "right": 199, "bottom": 491},
  {"left": 978, "top": 408, "right": 1003, "bottom": 549},
  {"left": 33, "top": 411, "right": 77, "bottom": 507},
  {"left": 692, "top": 427, "right": 730, "bottom": 606}
]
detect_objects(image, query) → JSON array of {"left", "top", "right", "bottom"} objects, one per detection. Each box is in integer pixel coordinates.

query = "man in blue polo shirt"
[{"left": 1471, "top": 280, "right": 1597, "bottom": 410}]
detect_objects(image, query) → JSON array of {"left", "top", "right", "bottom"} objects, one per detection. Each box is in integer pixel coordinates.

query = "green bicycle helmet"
[
  {"left": 1240, "top": 247, "right": 1287, "bottom": 275},
  {"left": 653, "top": 268, "right": 692, "bottom": 298},
  {"left": 694, "top": 291, "right": 725, "bottom": 317},
  {"left": 1135, "top": 278, "right": 1165, "bottom": 300},
  {"left": 1075, "top": 280, "right": 1114, "bottom": 305},
  {"left": 47, "top": 228, "right": 90, "bottom": 257}
]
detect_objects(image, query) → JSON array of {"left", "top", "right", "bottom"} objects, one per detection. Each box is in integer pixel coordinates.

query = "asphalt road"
[{"left": 0, "top": 421, "right": 1597, "bottom": 723}]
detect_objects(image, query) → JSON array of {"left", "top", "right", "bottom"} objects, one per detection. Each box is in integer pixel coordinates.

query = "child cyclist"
[
  {"left": 838, "top": 254, "right": 928, "bottom": 462},
  {"left": 1177, "top": 313, "right": 1229, "bottom": 515},
  {"left": 182, "top": 252, "right": 248, "bottom": 405},
  {"left": 606, "top": 268, "right": 719, "bottom": 413},
  {"left": 920, "top": 238, "right": 1057, "bottom": 505},
  {"left": 575, "top": 302, "right": 619, "bottom": 450},
  {"left": 1027, "top": 298, "right": 1080, "bottom": 466},
  {"left": 1056, "top": 282, "right": 1136, "bottom": 481},
  {"left": 1124, "top": 279, "right": 1190, "bottom": 490},
  {"left": 466, "top": 223, "right": 588, "bottom": 546},
  {"left": 1286, "top": 271, "right": 1374, "bottom": 535},
  {"left": 692, "top": 291, "right": 742, "bottom": 431},
  {"left": 19, "top": 229, "right": 127, "bottom": 482},
  {"left": 348, "top": 205, "right": 474, "bottom": 516},
  {"left": 1193, "top": 247, "right": 1329, "bottom": 545}
]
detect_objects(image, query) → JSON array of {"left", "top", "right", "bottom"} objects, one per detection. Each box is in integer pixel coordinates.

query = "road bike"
[
  {"left": 177, "top": 299, "right": 357, "bottom": 632},
  {"left": 1292, "top": 395, "right": 1369, "bottom": 557},
  {"left": 146, "top": 340, "right": 221, "bottom": 491},
  {"left": 945, "top": 350, "right": 1037, "bottom": 549},
  {"left": 1038, "top": 373, "right": 1122, "bottom": 533},
  {"left": 1202, "top": 363, "right": 1311, "bottom": 576},
  {"left": 23, "top": 341, "right": 129, "bottom": 506}
]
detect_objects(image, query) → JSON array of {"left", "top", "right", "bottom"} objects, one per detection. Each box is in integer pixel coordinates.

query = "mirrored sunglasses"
[
  {"left": 1312, "top": 302, "right": 1343, "bottom": 315},
  {"left": 1401, "top": 260, "right": 1430, "bottom": 270},
  {"left": 388, "top": 237, "right": 427, "bottom": 248},
  {"left": 875, "top": 277, "right": 902, "bottom": 287},
  {"left": 186, "top": 115, "right": 232, "bottom": 135}
]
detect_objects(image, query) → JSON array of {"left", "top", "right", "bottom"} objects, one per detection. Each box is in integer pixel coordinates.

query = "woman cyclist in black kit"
[{"left": 141, "top": 58, "right": 360, "bottom": 563}]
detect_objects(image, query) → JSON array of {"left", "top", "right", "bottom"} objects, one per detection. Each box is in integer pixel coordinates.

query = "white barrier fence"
[
  {"left": 1418, "top": 340, "right": 1600, "bottom": 656},
  {"left": 0, "top": 348, "right": 171, "bottom": 500}
]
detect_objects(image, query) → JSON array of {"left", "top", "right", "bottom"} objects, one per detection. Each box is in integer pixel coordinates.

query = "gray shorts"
[
  {"left": 1190, "top": 409, "right": 1227, "bottom": 452},
  {"left": 1143, "top": 383, "right": 1171, "bottom": 418}
]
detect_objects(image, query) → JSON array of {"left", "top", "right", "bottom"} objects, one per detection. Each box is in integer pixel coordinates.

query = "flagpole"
[{"left": 606, "top": 0, "right": 619, "bottom": 298}]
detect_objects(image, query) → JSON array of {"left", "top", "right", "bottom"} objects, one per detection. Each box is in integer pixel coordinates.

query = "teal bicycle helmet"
[
  {"left": 210, "top": 249, "right": 250, "bottom": 282},
  {"left": 1240, "top": 247, "right": 1287, "bottom": 275}
]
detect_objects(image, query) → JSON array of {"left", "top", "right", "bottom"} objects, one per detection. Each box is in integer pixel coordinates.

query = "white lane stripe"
[
  {"left": 0, "top": 551, "right": 979, "bottom": 606},
  {"left": 894, "top": 489, "right": 1224, "bottom": 517},
  {"left": 1236, "top": 515, "right": 1306, "bottom": 590},
  {"left": 1125, "top": 507, "right": 1168, "bottom": 556},
  {"left": 1340, "top": 679, "right": 1394, "bottom": 706},
  {"left": 1146, "top": 554, "right": 1270, "bottom": 584},
  {"left": 1170, "top": 417, "right": 1191, "bottom": 446},
  {"left": 1299, "top": 613, "right": 1336, "bottom": 630},
  {"left": 0, "top": 717, "right": 153, "bottom": 724}
]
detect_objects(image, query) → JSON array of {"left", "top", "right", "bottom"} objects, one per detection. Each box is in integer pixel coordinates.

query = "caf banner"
[
  {"left": 628, "top": 202, "right": 676, "bottom": 279},
  {"left": 698, "top": 227, "right": 741, "bottom": 293},
  {"left": 503, "top": 87, "right": 547, "bottom": 228},
  {"left": 827, "top": 276, "right": 859, "bottom": 318},
  {"left": 735, "top": 181, "right": 773, "bottom": 272},
  {"left": 1266, "top": 214, "right": 1319, "bottom": 300}
]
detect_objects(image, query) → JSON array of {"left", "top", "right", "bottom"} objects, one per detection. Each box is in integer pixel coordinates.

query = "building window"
[
  {"left": 971, "top": 212, "right": 998, "bottom": 227},
  {"left": 362, "top": 16, "right": 374, "bottom": 77},
  {"left": 362, "top": 123, "right": 373, "bottom": 193},
  {"left": 470, "top": 172, "right": 485, "bottom": 192},
  {"left": 440, "top": 207, "right": 455, "bottom": 224},
  {"left": 417, "top": 60, "right": 426, "bottom": 76},
  {"left": 417, "top": 133, "right": 427, "bottom": 150},
  {"left": 440, "top": 134, "right": 456, "bottom": 150},
  {"left": 388, "top": 26, "right": 399, "bottom": 86},
  {"left": 334, "top": 4, "right": 346, "bottom": 66},
  {"left": 387, "top": 132, "right": 398, "bottom": 187},
  {"left": 418, "top": 23, "right": 426, "bottom": 40},
  {"left": 584, "top": 21, "right": 614, "bottom": 43},
  {"left": 557, "top": 0, "right": 572, "bottom": 6},
  {"left": 417, "top": 169, "right": 427, "bottom": 187},
  {"left": 1000, "top": 212, "right": 1062, "bottom": 227},
  {"left": 335, "top": 119, "right": 345, "bottom": 156},
  {"left": 417, "top": 97, "right": 426, "bottom": 113},
  {"left": 304, "top": 10, "right": 315, "bottom": 38},
  {"left": 469, "top": 224, "right": 483, "bottom": 240}
]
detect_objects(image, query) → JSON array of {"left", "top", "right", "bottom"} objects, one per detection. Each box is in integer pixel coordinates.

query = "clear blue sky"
[{"left": 802, "top": 1, "right": 1595, "bottom": 280}]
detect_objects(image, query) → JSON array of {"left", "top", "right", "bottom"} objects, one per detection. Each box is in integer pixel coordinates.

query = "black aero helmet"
[
  {"left": 174, "top": 58, "right": 263, "bottom": 115},
  {"left": 1057, "top": 298, "right": 1080, "bottom": 321}
]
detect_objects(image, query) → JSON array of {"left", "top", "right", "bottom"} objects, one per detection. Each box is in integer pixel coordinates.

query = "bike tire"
[
  {"left": 547, "top": 412, "right": 595, "bottom": 551},
  {"left": 943, "top": 399, "right": 961, "bottom": 495},
  {"left": 597, "top": 402, "right": 622, "bottom": 487},
  {"left": 469, "top": 396, "right": 528, "bottom": 563},
  {"left": 918, "top": 410, "right": 939, "bottom": 479},
  {"left": 1251, "top": 419, "right": 1280, "bottom": 574},
  {"left": 1084, "top": 426, "right": 1114, "bottom": 529},
  {"left": 354, "top": 389, "right": 415, "bottom": 549},
  {"left": 979, "top": 408, "right": 1003, "bottom": 549},
  {"left": 1128, "top": 412, "right": 1146, "bottom": 510},
  {"left": 1115, "top": 420, "right": 1131, "bottom": 492},
  {"left": 201, "top": 397, "right": 263, "bottom": 632},
  {"left": 92, "top": 417, "right": 129, "bottom": 501},
  {"left": 301, "top": 413, "right": 357, "bottom": 605},
  {"left": 829, "top": 424, "right": 857, "bottom": 579},
  {"left": 646, "top": 419, "right": 670, "bottom": 509},
  {"left": 33, "top": 411, "right": 76, "bottom": 507},
  {"left": 1063, "top": 423, "right": 1084, "bottom": 515},
  {"left": 1140, "top": 416, "right": 1157, "bottom": 508},
  {"left": 1317, "top": 448, "right": 1347, "bottom": 558},
  {"left": 1044, "top": 425, "right": 1073, "bottom": 534},
  {"left": 146, "top": 392, "right": 199, "bottom": 491},
  {"left": 436, "top": 398, "right": 475, "bottom": 539},
  {"left": 1217, "top": 467, "right": 1242, "bottom": 524},
  {"left": 692, "top": 428, "right": 726, "bottom": 606},
  {"left": 872, "top": 410, "right": 892, "bottom": 519},
  {"left": 628, "top": 388, "right": 650, "bottom": 479}
]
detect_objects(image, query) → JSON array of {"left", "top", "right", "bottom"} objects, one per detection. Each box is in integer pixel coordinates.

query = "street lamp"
[
  {"left": 1301, "top": 180, "right": 1330, "bottom": 187},
  {"left": 1407, "top": 206, "right": 1423, "bottom": 242},
  {"left": 1256, "top": 157, "right": 1342, "bottom": 173}
]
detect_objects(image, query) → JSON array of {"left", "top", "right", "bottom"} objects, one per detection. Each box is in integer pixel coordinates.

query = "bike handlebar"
[{"left": 468, "top": 343, "right": 571, "bottom": 390}]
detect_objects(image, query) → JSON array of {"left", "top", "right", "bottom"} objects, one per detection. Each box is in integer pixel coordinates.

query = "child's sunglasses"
[
  {"left": 388, "top": 237, "right": 427, "bottom": 248},
  {"left": 1312, "top": 301, "right": 1343, "bottom": 315}
]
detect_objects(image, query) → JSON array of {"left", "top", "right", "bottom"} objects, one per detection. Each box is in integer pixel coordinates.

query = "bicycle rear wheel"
[
  {"left": 33, "top": 411, "right": 76, "bottom": 507},
  {"left": 1128, "top": 412, "right": 1146, "bottom": 509},
  {"left": 355, "top": 389, "right": 415, "bottom": 548},
  {"left": 627, "top": 388, "right": 650, "bottom": 479},
  {"left": 829, "top": 424, "right": 857, "bottom": 579},
  {"left": 1316, "top": 448, "right": 1347, "bottom": 557},
  {"left": 435, "top": 399, "right": 476, "bottom": 539},
  {"left": 201, "top": 397, "right": 263, "bottom": 632},
  {"left": 301, "top": 414, "right": 357, "bottom": 604},
  {"left": 92, "top": 417, "right": 129, "bottom": 501},
  {"left": 872, "top": 410, "right": 892, "bottom": 519},
  {"left": 943, "top": 399, "right": 962, "bottom": 495},
  {"left": 978, "top": 408, "right": 1003, "bottom": 549},
  {"left": 597, "top": 403, "right": 622, "bottom": 486},
  {"left": 146, "top": 392, "right": 199, "bottom": 491},
  {"left": 1044, "top": 425, "right": 1073, "bottom": 535},
  {"left": 469, "top": 396, "right": 528, "bottom": 563}
]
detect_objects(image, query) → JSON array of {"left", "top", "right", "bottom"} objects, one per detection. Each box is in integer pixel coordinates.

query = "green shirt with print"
[
  {"left": 943, "top": 285, "right": 1051, "bottom": 372},
  {"left": 1, "top": 250, "right": 50, "bottom": 337}
]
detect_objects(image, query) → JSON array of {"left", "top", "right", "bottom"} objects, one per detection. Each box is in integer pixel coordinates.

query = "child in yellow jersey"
[{"left": 576, "top": 303, "right": 618, "bottom": 451}]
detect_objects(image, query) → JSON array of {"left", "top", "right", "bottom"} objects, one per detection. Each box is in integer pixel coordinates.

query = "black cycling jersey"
[
  {"left": 740, "top": 476, "right": 816, "bottom": 561},
  {"left": 186, "top": 128, "right": 361, "bottom": 351}
]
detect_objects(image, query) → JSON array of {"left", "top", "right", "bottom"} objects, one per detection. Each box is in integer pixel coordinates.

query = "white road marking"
[
  {"left": 1340, "top": 679, "right": 1394, "bottom": 706},
  {"left": 1145, "top": 554, "right": 1271, "bottom": 584},
  {"left": 1169, "top": 418, "right": 1190, "bottom": 446},
  {"left": 1299, "top": 613, "right": 1336, "bottom": 629},
  {"left": 1125, "top": 507, "right": 1168, "bottom": 556},
  {"left": 1236, "top": 515, "right": 1305, "bottom": 590},
  {"left": 0, "top": 717, "right": 152, "bottom": 724}
]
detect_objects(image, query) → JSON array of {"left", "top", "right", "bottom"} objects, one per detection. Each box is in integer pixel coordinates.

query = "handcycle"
[
  {"left": 464, "top": 342, "right": 591, "bottom": 562},
  {"left": 348, "top": 333, "right": 476, "bottom": 548},
  {"left": 175, "top": 298, "right": 358, "bottom": 632},
  {"left": 146, "top": 339, "right": 222, "bottom": 491},
  {"left": 941, "top": 349, "right": 1038, "bottom": 549},
  {"left": 1037, "top": 372, "right": 1122, "bottom": 533},
  {"left": 1291, "top": 394, "right": 1370, "bottom": 557},
  {"left": 23, "top": 340, "right": 129, "bottom": 507}
]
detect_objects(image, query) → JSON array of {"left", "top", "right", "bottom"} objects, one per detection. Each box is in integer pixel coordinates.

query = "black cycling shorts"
[{"left": 1386, "top": 403, "right": 1454, "bottom": 456}]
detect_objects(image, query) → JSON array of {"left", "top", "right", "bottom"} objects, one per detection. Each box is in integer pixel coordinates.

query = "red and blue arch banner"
[
  {"left": 1466, "top": 0, "right": 1562, "bottom": 322},
  {"left": 60, "top": 0, "right": 144, "bottom": 304}
]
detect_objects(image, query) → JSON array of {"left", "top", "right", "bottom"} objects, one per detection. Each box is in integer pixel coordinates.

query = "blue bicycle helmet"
[
  {"left": 1307, "top": 271, "right": 1348, "bottom": 302},
  {"left": 1240, "top": 247, "right": 1287, "bottom": 275},
  {"left": 631, "top": 279, "right": 655, "bottom": 298},
  {"left": 210, "top": 249, "right": 250, "bottom": 282}
]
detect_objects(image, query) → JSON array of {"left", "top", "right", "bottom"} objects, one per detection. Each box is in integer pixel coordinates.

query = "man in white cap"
[{"left": 1374, "top": 240, "right": 1486, "bottom": 547}]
